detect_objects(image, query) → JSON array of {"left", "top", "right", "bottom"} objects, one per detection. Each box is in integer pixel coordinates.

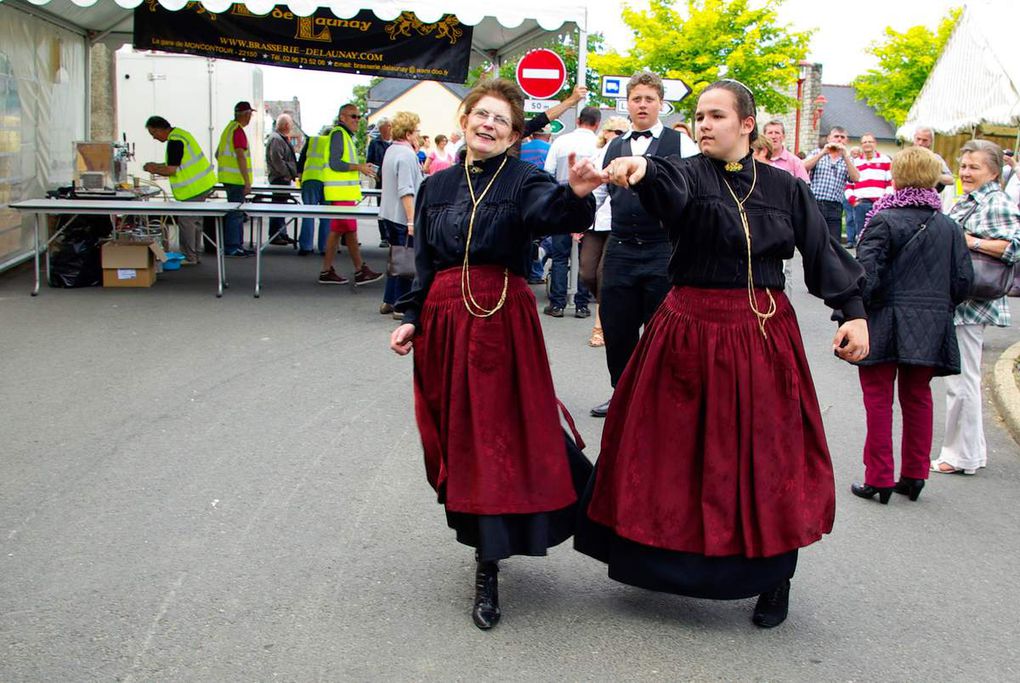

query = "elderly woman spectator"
[
  {"left": 932, "top": 140, "right": 1020, "bottom": 475},
  {"left": 378, "top": 111, "right": 424, "bottom": 317},
  {"left": 423, "top": 134, "right": 455, "bottom": 175},
  {"left": 751, "top": 136, "right": 774, "bottom": 163},
  {"left": 849, "top": 147, "right": 973, "bottom": 504}
]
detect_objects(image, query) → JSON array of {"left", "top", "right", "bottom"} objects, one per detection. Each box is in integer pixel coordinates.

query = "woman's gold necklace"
[
  {"left": 718, "top": 159, "right": 776, "bottom": 339},
  {"left": 461, "top": 155, "right": 509, "bottom": 317}
]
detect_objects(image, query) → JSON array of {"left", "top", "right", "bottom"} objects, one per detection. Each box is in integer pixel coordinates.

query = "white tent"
[
  {"left": 0, "top": 0, "right": 588, "bottom": 270},
  {"left": 898, "top": 1, "right": 1020, "bottom": 138}
]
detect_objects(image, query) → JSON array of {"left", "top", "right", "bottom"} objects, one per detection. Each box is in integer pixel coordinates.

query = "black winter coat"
[{"left": 855, "top": 206, "right": 974, "bottom": 375}]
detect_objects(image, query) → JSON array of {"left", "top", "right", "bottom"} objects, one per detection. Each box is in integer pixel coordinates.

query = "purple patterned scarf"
[{"left": 859, "top": 187, "right": 943, "bottom": 240}]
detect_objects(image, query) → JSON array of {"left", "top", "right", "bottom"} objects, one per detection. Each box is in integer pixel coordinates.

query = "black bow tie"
[{"left": 630, "top": 130, "right": 653, "bottom": 139}]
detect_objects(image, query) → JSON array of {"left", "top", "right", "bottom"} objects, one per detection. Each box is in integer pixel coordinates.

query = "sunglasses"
[{"left": 610, "top": 129, "right": 626, "bottom": 135}]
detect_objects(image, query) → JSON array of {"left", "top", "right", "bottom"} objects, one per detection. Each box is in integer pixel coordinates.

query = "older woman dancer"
[
  {"left": 389, "top": 79, "right": 602, "bottom": 630},
  {"left": 576, "top": 80, "right": 869, "bottom": 629}
]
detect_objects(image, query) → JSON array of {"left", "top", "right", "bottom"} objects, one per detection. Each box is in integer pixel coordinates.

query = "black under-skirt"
[
  {"left": 446, "top": 432, "right": 592, "bottom": 562},
  {"left": 575, "top": 469, "right": 797, "bottom": 600}
]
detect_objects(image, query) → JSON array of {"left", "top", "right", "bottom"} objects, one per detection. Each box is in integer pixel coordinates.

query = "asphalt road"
[{"left": 1, "top": 235, "right": 1019, "bottom": 681}]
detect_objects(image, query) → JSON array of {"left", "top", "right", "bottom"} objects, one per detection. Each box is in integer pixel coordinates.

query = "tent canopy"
[
  {"left": 2, "top": 0, "right": 587, "bottom": 68},
  {"left": 899, "top": 2, "right": 1020, "bottom": 138}
]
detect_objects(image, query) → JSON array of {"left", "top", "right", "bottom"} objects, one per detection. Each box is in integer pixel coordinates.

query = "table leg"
[
  {"left": 255, "top": 216, "right": 263, "bottom": 298},
  {"left": 31, "top": 213, "right": 41, "bottom": 296},
  {"left": 216, "top": 217, "right": 225, "bottom": 297}
]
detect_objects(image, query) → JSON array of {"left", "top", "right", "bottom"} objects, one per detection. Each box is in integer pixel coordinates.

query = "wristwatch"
[{"left": 972, "top": 238, "right": 983, "bottom": 252}]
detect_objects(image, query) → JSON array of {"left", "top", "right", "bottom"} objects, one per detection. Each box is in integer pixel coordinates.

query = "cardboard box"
[{"left": 101, "top": 239, "right": 167, "bottom": 288}]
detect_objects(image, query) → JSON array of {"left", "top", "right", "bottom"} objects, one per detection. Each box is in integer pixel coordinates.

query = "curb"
[{"left": 991, "top": 339, "right": 1020, "bottom": 446}]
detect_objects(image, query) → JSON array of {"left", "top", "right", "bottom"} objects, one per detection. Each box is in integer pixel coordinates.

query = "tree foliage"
[
  {"left": 852, "top": 8, "right": 961, "bottom": 127},
  {"left": 588, "top": 0, "right": 812, "bottom": 120},
  {"left": 350, "top": 77, "right": 382, "bottom": 153}
]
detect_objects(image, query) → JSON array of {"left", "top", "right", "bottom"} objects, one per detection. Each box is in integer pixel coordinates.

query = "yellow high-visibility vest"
[
  {"left": 300, "top": 135, "right": 328, "bottom": 184},
  {"left": 166, "top": 127, "right": 215, "bottom": 200},
  {"left": 322, "top": 126, "right": 362, "bottom": 202},
  {"left": 216, "top": 120, "right": 251, "bottom": 185}
]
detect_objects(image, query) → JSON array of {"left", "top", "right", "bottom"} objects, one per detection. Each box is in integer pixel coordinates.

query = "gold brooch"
[
  {"left": 468, "top": 164, "right": 484, "bottom": 175},
  {"left": 724, "top": 161, "right": 743, "bottom": 172}
]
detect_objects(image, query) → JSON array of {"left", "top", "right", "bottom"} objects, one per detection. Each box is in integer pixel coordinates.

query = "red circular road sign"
[{"left": 516, "top": 49, "right": 567, "bottom": 100}]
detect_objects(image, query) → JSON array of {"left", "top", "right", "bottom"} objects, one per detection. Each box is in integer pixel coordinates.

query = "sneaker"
[
  {"left": 354, "top": 265, "right": 384, "bottom": 286},
  {"left": 392, "top": 311, "right": 404, "bottom": 321},
  {"left": 575, "top": 306, "right": 591, "bottom": 319},
  {"left": 379, "top": 240, "right": 390, "bottom": 248},
  {"left": 380, "top": 303, "right": 395, "bottom": 315},
  {"left": 318, "top": 268, "right": 349, "bottom": 285},
  {"left": 225, "top": 248, "right": 250, "bottom": 258},
  {"left": 543, "top": 305, "right": 564, "bottom": 318}
]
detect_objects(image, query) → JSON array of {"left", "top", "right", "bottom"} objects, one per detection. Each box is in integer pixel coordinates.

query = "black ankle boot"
[
  {"left": 850, "top": 482, "right": 893, "bottom": 504},
  {"left": 752, "top": 579, "right": 790, "bottom": 628},
  {"left": 472, "top": 560, "right": 500, "bottom": 630},
  {"left": 893, "top": 477, "right": 925, "bottom": 501}
]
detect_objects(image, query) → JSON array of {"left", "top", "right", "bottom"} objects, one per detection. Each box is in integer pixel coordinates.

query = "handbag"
[
  {"left": 955, "top": 201, "right": 1018, "bottom": 300},
  {"left": 387, "top": 236, "right": 415, "bottom": 278}
]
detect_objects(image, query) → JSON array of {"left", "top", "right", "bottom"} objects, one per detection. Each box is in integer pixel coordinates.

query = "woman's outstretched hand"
[
  {"left": 605, "top": 156, "right": 648, "bottom": 188},
  {"left": 390, "top": 323, "right": 416, "bottom": 356},
  {"left": 567, "top": 152, "right": 608, "bottom": 197}
]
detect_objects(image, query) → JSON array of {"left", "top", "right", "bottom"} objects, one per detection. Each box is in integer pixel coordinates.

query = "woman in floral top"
[{"left": 932, "top": 140, "right": 1020, "bottom": 475}]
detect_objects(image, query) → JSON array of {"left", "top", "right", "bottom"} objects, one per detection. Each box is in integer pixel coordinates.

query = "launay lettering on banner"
[{"left": 133, "top": 3, "right": 471, "bottom": 83}]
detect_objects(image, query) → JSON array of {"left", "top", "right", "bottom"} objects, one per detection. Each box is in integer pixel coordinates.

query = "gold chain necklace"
[
  {"left": 718, "top": 160, "right": 776, "bottom": 339},
  {"left": 461, "top": 155, "right": 509, "bottom": 317}
]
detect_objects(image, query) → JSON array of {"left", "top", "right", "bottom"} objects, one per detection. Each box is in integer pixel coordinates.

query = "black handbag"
[
  {"left": 956, "top": 202, "right": 1018, "bottom": 300},
  {"left": 387, "top": 236, "right": 415, "bottom": 279}
]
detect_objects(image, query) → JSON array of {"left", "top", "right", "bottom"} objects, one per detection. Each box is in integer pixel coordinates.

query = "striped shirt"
[
  {"left": 846, "top": 153, "right": 893, "bottom": 204},
  {"left": 950, "top": 181, "right": 1020, "bottom": 327},
  {"left": 808, "top": 149, "right": 851, "bottom": 202}
]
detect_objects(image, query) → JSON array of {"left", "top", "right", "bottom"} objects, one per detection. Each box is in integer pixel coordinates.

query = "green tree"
[
  {"left": 350, "top": 77, "right": 382, "bottom": 154},
  {"left": 852, "top": 8, "right": 961, "bottom": 127},
  {"left": 589, "top": 0, "right": 812, "bottom": 120}
]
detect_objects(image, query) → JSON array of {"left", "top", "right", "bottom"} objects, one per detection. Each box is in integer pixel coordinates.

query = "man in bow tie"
[{"left": 588, "top": 70, "right": 693, "bottom": 418}]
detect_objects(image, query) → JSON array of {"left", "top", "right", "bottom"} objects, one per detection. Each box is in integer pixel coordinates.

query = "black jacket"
[{"left": 855, "top": 206, "right": 974, "bottom": 375}]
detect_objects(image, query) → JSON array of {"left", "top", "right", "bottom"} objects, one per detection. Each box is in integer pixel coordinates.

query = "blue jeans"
[
  {"left": 224, "top": 184, "right": 246, "bottom": 251},
  {"left": 381, "top": 219, "right": 413, "bottom": 305},
  {"left": 842, "top": 197, "right": 856, "bottom": 244},
  {"left": 851, "top": 199, "right": 874, "bottom": 246},
  {"left": 548, "top": 233, "right": 590, "bottom": 309},
  {"left": 298, "top": 180, "right": 329, "bottom": 253},
  {"left": 817, "top": 200, "right": 843, "bottom": 243}
]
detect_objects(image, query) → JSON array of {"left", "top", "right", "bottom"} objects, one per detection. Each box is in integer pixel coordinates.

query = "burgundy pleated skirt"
[
  {"left": 585, "top": 286, "right": 836, "bottom": 560},
  {"left": 412, "top": 265, "right": 580, "bottom": 516}
]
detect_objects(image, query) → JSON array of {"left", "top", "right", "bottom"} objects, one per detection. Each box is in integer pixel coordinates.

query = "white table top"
[
  {"left": 238, "top": 202, "right": 379, "bottom": 219},
  {"left": 10, "top": 199, "right": 240, "bottom": 215}
]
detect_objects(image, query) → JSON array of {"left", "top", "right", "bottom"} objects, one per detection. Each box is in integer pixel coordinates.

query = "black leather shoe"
[
  {"left": 850, "top": 482, "right": 893, "bottom": 504},
  {"left": 893, "top": 477, "right": 925, "bottom": 501},
  {"left": 543, "top": 305, "right": 564, "bottom": 318},
  {"left": 752, "top": 579, "right": 790, "bottom": 628},
  {"left": 472, "top": 560, "right": 500, "bottom": 630},
  {"left": 590, "top": 399, "right": 610, "bottom": 418}
]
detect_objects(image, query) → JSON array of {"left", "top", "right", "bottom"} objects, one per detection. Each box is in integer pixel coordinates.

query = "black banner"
[{"left": 133, "top": 2, "right": 472, "bottom": 83}]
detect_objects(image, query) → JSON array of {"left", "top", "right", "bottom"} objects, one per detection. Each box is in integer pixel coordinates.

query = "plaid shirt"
[
  {"left": 949, "top": 181, "right": 1020, "bottom": 327},
  {"left": 808, "top": 149, "right": 851, "bottom": 202}
]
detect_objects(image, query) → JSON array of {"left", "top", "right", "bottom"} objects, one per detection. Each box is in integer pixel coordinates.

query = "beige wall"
[{"left": 369, "top": 81, "right": 462, "bottom": 143}]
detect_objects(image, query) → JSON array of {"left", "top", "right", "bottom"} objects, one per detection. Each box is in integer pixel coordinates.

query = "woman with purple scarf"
[{"left": 850, "top": 146, "right": 973, "bottom": 504}]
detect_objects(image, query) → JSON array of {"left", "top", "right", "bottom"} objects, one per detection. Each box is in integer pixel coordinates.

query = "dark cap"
[{"left": 234, "top": 101, "right": 254, "bottom": 114}]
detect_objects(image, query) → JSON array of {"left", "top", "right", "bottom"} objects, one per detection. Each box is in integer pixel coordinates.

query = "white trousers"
[{"left": 938, "top": 324, "right": 987, "bottom": 470}]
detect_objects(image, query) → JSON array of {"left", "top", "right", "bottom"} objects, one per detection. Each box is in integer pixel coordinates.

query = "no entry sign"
[{"left": 516, "top": 49, "right": 566, "bottom": 100}]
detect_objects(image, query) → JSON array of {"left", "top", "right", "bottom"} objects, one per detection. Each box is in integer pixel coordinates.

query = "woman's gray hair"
[{"left": 960, "top": 139, "right": 1005, "bottom": 186}]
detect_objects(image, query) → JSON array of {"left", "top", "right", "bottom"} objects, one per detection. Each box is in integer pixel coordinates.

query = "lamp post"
[{"left": 794, "top": 60, "right": 812, "bottom": 154}]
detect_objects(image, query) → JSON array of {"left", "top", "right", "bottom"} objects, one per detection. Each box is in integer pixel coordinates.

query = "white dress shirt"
[{"left": 544, "top": 127, "right": 599, "bottom": 181}]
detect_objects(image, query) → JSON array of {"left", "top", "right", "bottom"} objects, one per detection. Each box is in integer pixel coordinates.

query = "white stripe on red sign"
[{"left": 521, "top": 68, "right": 561, "bottom": 79}]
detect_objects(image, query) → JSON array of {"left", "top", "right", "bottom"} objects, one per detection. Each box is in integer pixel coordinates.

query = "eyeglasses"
[
  {"left": 470, "top": 108, "right": 512, "bottom": 130},
  {"left": 610, "top": 129, "right": 626, "bottom": 135},
  {"left": 343, "top": 112, "right": 362, "bottom": 120}
]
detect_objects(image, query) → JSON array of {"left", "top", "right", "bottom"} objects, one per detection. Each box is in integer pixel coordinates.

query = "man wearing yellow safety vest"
[
  {"left": 296, "top": 129, "right": 330, "bottom": 255},
  {"left": 317, "top": 103, "right": 383, "bottom": 286},
  {"left": 143, "top": 115, "right": 217, "bottom": 265},
  {"left": 216, "top": 101, "right": 255, "bottom": 257}
]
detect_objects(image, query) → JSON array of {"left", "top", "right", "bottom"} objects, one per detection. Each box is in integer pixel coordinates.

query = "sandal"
[
  {"left": 930, "top": 459, "right": 976, "bottom": 475},
  {"left": 588, "top": 326, "right": 605, "bottom": 348}
]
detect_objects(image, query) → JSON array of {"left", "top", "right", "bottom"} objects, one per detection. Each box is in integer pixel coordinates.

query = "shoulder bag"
[
  {"left": 387, "top": 236, "right": 416, "bottom": 279},
  {"left": 956, "top": 202, "right": 1017, "bottom": 300}
]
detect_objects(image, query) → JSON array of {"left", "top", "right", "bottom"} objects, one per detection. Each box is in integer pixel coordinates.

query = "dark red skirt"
[
  {"left": 586, "top": 287, "right": 836, "bottom": 559},
  {"left": 412, "top": 265, "right": 577, "bottom": 515}
]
